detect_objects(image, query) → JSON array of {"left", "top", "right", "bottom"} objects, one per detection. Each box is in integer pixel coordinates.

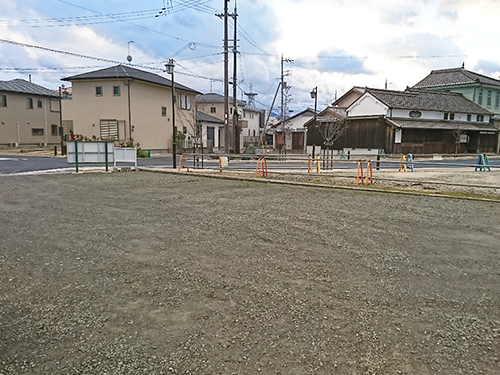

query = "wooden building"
[{"left": 306, "top": 87, "right": 499, "bottom": 155}]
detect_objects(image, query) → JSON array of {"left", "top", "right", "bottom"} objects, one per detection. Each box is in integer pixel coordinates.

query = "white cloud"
[{"left": 1, "top": 0, "right": 500, "bottom": 111}]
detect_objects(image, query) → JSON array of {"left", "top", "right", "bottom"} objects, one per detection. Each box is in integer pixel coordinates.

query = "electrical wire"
[
  {"left": 53, "top": 0, "right": 219, "bottom": 47},
  {"left": 0, "top": 9, "right": 160, "bottom": 27}
]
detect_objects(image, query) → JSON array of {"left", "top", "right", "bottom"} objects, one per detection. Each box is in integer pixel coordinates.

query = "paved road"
[{"left": 1, "top": 154, "right": 499, "bottom": 175}]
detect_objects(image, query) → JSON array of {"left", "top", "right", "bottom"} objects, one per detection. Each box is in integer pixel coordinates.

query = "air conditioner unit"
[{"left": 9, "top": 142, "right": 18, "bottom": 147}]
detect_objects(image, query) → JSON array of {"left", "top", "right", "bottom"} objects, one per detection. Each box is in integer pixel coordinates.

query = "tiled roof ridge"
[{"left": 406, "top": 88, "right": 464, "bottom": 97}]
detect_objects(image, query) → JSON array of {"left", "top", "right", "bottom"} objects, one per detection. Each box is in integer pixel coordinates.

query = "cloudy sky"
[{"left": 2, "top": 0, "right": 500, "bottom": 112}]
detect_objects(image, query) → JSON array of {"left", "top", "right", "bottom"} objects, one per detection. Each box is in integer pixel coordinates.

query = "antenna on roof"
[{"left": 127, "top": 41, "right": 135, "bottom": 63}]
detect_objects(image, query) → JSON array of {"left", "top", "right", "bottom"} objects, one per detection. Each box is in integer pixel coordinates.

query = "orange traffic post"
[
  {"left": 219, "top": 156, "right": 222, "bottom": 173},
  {"left": 308, "top": 155, "right": 313, "bottom": 173},
  {"left": 177, "top": 153, "right": 190, "bottom": 172},
  {"left": 365, "top": 160, "right": 373, "bottom": 186},
  {"left": 254, "top": 158, "right": 261, "bottom": 177},
  {"left": 356, "top": 160, "right": 364, "bottom": 185},
  {"left": 255, "top": 157, "right": 268, "bottom": 178}
]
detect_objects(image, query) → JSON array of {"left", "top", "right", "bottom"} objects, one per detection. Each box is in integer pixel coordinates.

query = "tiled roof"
[
  {"left": 387, "top": 118, "right": 498, "bottom": 132},
  {"left": 196, "top": 111, "right": 224, "bottom": 123},
  {"left": 62, "top": 65, "right": 201, "bottom": 94},
  {"left": 412, "top": 68, "right": 500, "bottom": 89},
  {"left": 303, "top": 106, "right": 347, "bottom": 128},
  {"left": 0, "top": 79, "right": 59, "bottom": 97},
  {"left": 366, "top": 88, "right": 491, "bottom": 114}
]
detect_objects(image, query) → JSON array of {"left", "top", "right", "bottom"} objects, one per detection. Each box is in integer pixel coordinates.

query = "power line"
[
  {"left": 0, "top": 38, "right": 225, "bottom": 83},
  {"left": 54, "top": 0, "right": 219, "bottom": 47},
  {"left": 0, "top": 9, "right": 160, "bottom": 27}
]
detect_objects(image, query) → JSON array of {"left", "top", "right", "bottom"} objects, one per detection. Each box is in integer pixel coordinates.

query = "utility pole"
[
  {"left": 232, "top": 1, "right": 239, "bottom": 153},
  {"left": 280, "top": 54, "right": 293, "bottom": 153},
  {"left": 223, "top": 0, "right": 230, "bottom": 154}
]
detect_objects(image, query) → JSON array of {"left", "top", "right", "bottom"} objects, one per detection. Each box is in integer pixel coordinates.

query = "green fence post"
[{"left": 75, "top": 140, "right": 79, "bottom": 173}]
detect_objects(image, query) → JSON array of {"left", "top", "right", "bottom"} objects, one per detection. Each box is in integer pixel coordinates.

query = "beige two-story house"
[
  {"left": 0, "top": 79, "right": 62, "bottom": 147},
  {"left": 62, "top": 65, "right": 201, "bottom": 151}
]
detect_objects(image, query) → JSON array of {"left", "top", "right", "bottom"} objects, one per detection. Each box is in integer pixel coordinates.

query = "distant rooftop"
[
  {"left": 0, "top": 79, "right": 59, "bottom": 97},
  {"left": 196, "top": 92, "right": 246, "bottom": 106}
]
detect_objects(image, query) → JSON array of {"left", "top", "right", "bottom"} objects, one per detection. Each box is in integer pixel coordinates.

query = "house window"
[
  {"left": 37, "top": 99, "right": 43, "bottom": 108},
  {"left": 32, "top": 128, "right": 44, "bottom": 135},
  {"left": 51, "top": 124, "right": 58, "bottom": 135},
  {"left": 95, "top": 86, "right": 103, "bottom": 96},
  {"left": 443, "top": 113, "right": 449, "bottom": 120},
  {"left": 178, "top": 94, "right": 191, "bottom": 110},
  {"left": 478, "top": 90, "right": 483, "bottom": 105},
  {"left": 467, "top": 114, "right": 471, "bottom": 121},
  {"left": 113, "top": 86, "right": 120, "bottom": 96},
  {"left": 100, "top": 120, "right": 119, "bottom": 140},
  {"left": 182, "top": 126, "right": 187, "bottom": 134},
  {"left": 477, "top": 115, "right": 484, "bottom": 122},
  {"left": 27, "top": 97, "right": 33, "bottom": 109},
  {"left": 409, "top": 110, "right": 422, "bottom": 118},
  {"left": 0, "top": 94, "right": 6, "bottom": 107},
  {"left": 449, "top": 113, "right": 455, "bottom": 120},
  {"left": 210, "top": 107, "right": 216, "bottom": 113},
  {"left": 496, "top": 92, "right": 500, "bottom": 109},
  {"left": 487, "top": 90, "right": 492, "bottom": 106},
  {"left": 162, "top": 106, "right": 167, "bottom": 116}
]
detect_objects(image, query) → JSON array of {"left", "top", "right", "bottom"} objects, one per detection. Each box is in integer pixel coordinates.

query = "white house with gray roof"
[
  {"left": 323, "top": 87, "right": 498, "bottom": 154},
  {"left": 0, "top": 79, "right": 62, "bottom": 147}
]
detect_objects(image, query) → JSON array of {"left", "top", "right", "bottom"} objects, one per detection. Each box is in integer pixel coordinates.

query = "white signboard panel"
[{"left": 67, "top": 141, "right": 115, "bottom": 164}]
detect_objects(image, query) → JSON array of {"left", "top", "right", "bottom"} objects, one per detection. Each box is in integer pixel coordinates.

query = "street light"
[
  {"left": 165, "top": 59, "right": 176, "bottom": 168},
  {"left": 310, "top": 87, "right": 318, "bottom": 157},
  {"left": 59, "top": 84, "right": 65, "bottom": 155}
]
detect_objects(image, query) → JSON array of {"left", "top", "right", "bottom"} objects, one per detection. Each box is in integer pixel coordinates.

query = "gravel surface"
[{"left": 1, "top": 171, "right": 499, "bottom": 374}]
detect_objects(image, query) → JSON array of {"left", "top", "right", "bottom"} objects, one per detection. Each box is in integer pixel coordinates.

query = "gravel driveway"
[{"left": 1, "top": 172, "right": 499, "bottom": 374}]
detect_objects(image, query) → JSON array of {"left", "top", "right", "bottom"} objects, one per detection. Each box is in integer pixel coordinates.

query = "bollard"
[
  {"left": 376, "top": 154, "right": 380, "bottom": 170},
  {"left": 54, "top": 146, "right": 57, "bottom": 156}
]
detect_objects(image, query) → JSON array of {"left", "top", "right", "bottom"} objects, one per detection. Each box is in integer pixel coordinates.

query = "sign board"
[
  {"left": 114, "top": 147, "right": 137, "bottom": 168},
  {"left": 67, "top": 141, "right": 114, "bottom": 164},
  {"left": 394, "top": 129, "right": 402, "bottom": 144}
]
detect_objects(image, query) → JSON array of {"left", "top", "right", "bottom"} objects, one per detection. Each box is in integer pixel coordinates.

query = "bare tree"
[
  {"left": 452, "top": 126, "right": 463, "bottom": 155},
  {"left": 316, "top": 117, "right": 348, "bottom": 146}
]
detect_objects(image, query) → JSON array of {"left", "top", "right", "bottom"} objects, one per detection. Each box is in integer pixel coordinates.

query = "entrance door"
[{"left": 207, "top": 126, "right": 215, "bottom": 152}]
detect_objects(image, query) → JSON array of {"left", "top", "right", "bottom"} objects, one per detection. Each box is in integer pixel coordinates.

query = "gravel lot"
[{"left": 1, "top": 171, "right": 499, "bottom": 374}]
